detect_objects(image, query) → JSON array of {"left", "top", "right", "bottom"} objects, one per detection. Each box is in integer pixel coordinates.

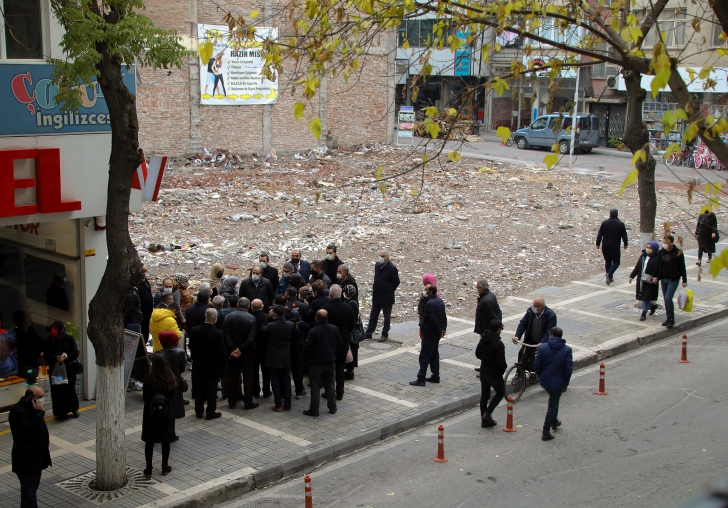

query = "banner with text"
[{"left": 198, "top": 24, "right": 278, "bottom": 106}]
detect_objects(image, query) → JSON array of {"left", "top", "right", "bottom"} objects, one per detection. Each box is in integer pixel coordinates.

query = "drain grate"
[{"left": 56, "top": 466, "right": 156, "bottom": 504}]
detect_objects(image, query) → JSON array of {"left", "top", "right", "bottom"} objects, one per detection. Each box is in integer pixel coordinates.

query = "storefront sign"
[
  {"left": 0, "top": 63, "right": 136, "bottom": 137},
  {"left": 455, "top": 30, "right": 471, "bottom": 76},
  {"left": 397, "top": 106, "right": 415, "bottom": 145},
  {"left": 198, "top": 24, "right": 278, "bottom": 105},
  {"left": 132, "top": 154, "right": 167, "bottom": 201},
  {"left": 523, "top": 56, "right": 576, "bottom": 78},
  {"left": 0, "top": 149, "right": 82, "bottom": 218}
]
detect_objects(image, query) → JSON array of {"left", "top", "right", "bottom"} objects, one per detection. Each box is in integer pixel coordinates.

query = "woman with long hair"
[
  {"left": 45, "top": 321, "right": 80, "bottom": 419},
  {"left": 142, "top": 354, "right": 177, "bottom": 477}
]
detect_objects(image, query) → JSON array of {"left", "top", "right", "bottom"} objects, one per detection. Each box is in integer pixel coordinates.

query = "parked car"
[{"left": 513, "top": 113, "right": 599, "bottom": 153}]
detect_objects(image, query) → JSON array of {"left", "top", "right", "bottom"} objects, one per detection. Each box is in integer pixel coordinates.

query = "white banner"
[{"left": 198, "top": 24, "right": 278, "bottom": 105}]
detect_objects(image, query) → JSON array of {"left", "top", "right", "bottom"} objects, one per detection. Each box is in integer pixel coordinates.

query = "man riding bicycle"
[{"left": 512, "top": 297, "right": 557, "bottom": 371}]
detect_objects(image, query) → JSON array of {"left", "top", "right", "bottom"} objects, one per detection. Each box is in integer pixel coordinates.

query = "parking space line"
[
  {"left": 217, "top": 411, "right": 312, "bottom": 446},
  {"left": 346, "top": 385, "right": 419, "bottom": 408}
]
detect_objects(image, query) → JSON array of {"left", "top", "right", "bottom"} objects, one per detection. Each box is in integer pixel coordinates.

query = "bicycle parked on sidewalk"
[{"left": 503, "top": 339, "right": 540, "bottom": 402}]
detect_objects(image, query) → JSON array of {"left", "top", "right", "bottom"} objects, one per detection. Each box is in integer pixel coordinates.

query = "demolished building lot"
[{"left": 130, "top": 142, "right": 711, "bottom": 320}]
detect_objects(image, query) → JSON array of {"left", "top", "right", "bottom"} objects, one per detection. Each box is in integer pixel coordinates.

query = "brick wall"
[{"left": 135, "top": 0, "right": 391, "bottom": 157}]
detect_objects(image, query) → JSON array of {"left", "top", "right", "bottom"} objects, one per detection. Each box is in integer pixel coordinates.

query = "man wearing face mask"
[
  {"left": 337, "top": 265, "right": 359, "bottom": 303},
  {"left": 365, "top": 250, "right": 400, "bottom": 342},
  {"left": 595, "top": 208, "right": 629, "bottom": 285},
  {"left": 309, "top": 260, "right": 332, "bottom": 288},
  {"left": 290, "top": 249, "right": 311, "bottom": 285},
  {"left": 258, "top": 253, "right": 279, "bottom": 289},
  {"left": 321, "top": 244, "right": 344, "bottom": 282},
  {"left": 276, "top": 263, "right": 296, "bottom": 295},
  {"left": 154, "top": 278, "right": 175, "bottom": 307},
  {"left": 512, "top": 297, "right": 557, "bottom": 371},
  {"left": 139, "top": 265, "right": 154, "bottom": 342},
  {"left": 239, "top": 264, "right": 275, "bottom": 312},
  {"left": 658, "top": 235, "right": 687, "bottom": 329},
  {"left": 628, "top": 241, "right": 661, "bottom": 321}
]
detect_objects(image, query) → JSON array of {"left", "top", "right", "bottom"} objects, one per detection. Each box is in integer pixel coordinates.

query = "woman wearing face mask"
[
  {"left": 45, "top": 321, "right": 80, "bottom": 419},
  {"left": 173, "top": 274, "right": 192, "bottom": 317},
  {"left": 209, "top": 263, "right": 225, "bottom": 298},
  {"left": 694, "top": 209, "right": 719, "bottom": 266},
  {"left": 417, "top": 274, "right": 438, "bottom": 339},
  {"left": 628, "top": 241, "right": 661, "bottom": 321}
]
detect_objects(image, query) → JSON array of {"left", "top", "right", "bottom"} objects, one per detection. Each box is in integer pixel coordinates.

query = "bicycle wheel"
[
  {"left": 506, "top": 136, "right": 514, "bottom": 147},
  {"left": 665, "top": 153, "right": 675, "bottom": 166},
  {"left": 504, "top": 364, "right": 525, "bottom": 403}
]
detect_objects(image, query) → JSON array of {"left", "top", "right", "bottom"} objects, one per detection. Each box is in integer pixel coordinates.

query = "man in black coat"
[
  {"left": 250, "top": 299, "right": 272, "bottom": 398},
  {"left": 9, "top": 386, "right": 51, "bottom": 508},
  {"left": 189, "top": 309, "right": 227, "bottom": 420},
  {"left": 262, "top": 305, "right": 295, "bottom": 411},
  {"left": 596, "top": 208, "right": 629, "bottom": 285},
  {"left": 512, "top": 297, "right": 557, "bottom": 370},
  {"left": 185, "top": 289, "right": 210, "bottom": 336},
  {"left": 410, "top": 286, "right": 447, "bottom": 386},
  {"left": 302, "top": 310, "right": 342, "bottom": 416},
  {"left": 476, "top": 319, "right": 507, "bottom": 428},
  {"left": 474, "top": 279, "right": 502, "bottom": 333},
  {"left": 258, "top": 253, "right": 280, "bottom": 289},
  {"left": 365, "top": 250, "right": 400, "bottom": 342},
  {"left": 322, "top": 244, "right": 344, "bottom": 283},
  {"left": 138, "top": 265, "right": 154, "bottom": 341},
  {"left": 322, "top": 285, "right": 356, "bottom": 400},
  {"left": 337, "top": 265, "right": 359, "bottom": 303},
  {"left": 238, "top": 265, "right": 275, "bottom": 312},
  {"left": 290, "top": 249, "right": 311, "bottom": 284},
  {"left": 309, "top": 259, "right": 332, "bottom": 287},
  {"left": 223, "top": 298, "right": 258, "bottom": 410}
]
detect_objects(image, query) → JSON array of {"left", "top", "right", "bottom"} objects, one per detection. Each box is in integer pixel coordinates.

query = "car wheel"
[
  {"left": 559, "top": 141, "right": 569, "bottom": 154},
  {"left": 516, "top": 137, "right": 528, "bottom": 149}
]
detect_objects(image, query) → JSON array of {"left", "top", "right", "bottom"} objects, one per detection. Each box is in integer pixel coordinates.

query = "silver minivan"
[{"left": 514, "top": 113, "right": 599, "bottom": 153}]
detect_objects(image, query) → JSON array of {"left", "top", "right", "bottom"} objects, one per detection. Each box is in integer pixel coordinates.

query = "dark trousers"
[
  {"left": 346, "top": 343, "right": 359, "bottom": 373},
  {"left": 698, "top": 246, "right": 713, "bottom": 262},
  {"left": 308, "top": 362, "right": 336, "bottom": 413},
  {"left": 291, "top": 354, "right": 305, "bottom": 394},
  {"left": 228, "top": 352, "right": 256, "bottom": 406},
  {"left": 145, "top": 442, "right": 170, "bottom": 469},
  {"left": 517, "top": 344, "right": 537, "bottom": 371},
  {"left": 602, "top": 247, "right": 621, "bottom": 277},
  {"left": 542, "top": 388, "right": 563, "bottom": 434},
  {"left": 417, "top": 336, "right": 440, "bottom": 381},
  {"left": 16, "top": 471, "right": 41, "bottom": 508},
  {"left": 269, "top": 367, "right": 292, "bottom": 409},
  {"left": 480, "top": 373, "right": 505, "bottom": 416},
  {"left": 255, "top": 352, "right": 271, "bottom": 396},
  {"left": 365, "top": 302, "right": 393, "bottom": 337},
  {"left": 194, "top": 377, "right": 218, "bottom": 415},
  {"left": 335, "top": 354, "right": 346, "bottom": 397},
  {"left": 221, "top": 361, "right": 241, "bottom": 399}
]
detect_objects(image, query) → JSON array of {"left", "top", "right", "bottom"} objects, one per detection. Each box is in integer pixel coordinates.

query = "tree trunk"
[
  {"left": 87, "top": 43, "right": 143, "bottom": 491},
  {"left": 622, "top": 70, "right": 657, "bottom": 249}
]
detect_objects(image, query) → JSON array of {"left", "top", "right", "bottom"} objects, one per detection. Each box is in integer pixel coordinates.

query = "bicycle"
[{"left": 503, "top": 339, "right": 541, "bottom": 403}]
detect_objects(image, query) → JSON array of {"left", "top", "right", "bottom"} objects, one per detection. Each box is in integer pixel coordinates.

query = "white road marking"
[
  {"left": 346, "top": 385, "right": 419, "bottom": 408},
  {"left": 217, "top": 411, "right": 312, "bottom": 446},
  {"left": 358, "top": 346, "right": 418, "bottom": 365},
  {"left": 441, "top": 358, "right": 479, "bottom": 370},
  {"left": 447, "top": 316, "right": 475, "bottom": 325}
]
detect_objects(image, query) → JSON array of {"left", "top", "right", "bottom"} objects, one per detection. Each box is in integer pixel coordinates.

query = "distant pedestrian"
[
  {"left": 512, "top": 298, "right": 557, "bottom": 371},
  {"left": 150, "top": 293, "right": 182, "bottom": 353},
  {"left": 695, "top": 209, "right": 719, "bottom": 266},
  {"left": 142, "top": 354, "right": 177, "bottom": 477},
  {"left": 209, "top": 263, "right": 225, "bottom": 298},
  {"left": 476, "top": 319, "right": 507, "bottom": 428},
  {"left": 473, "top": 278, "right": 502, "bottom": 377},
  {"left": 410, "top": 285, "right": 447, "bottom": 386},
  {"left": 223, "top": 298, "right": 258, "bottom": 410},
  {"left": 185, "top": 289, "right": 210, "bottom": 335},
  {"left": 158, "top": 331, "right": 186, "bottom": 440},
  {"left": 365, "top": 250, "right": 400, "bottom": 342},
  {"left": 534, "top": 327, "right": 572, "bottom": 441},
  {"left": 239, "top": 264, "right": 274, "bottom": 312},
  {"left": 262, "top": 305, "right": 295, "bottom": 412},
  {"left": 250, "top": 299, "right": 272, "bottom": 399},
  {"left": 596, "top": 208, "right": 628, "bottom": 285},
  {"left": 322, "top": 244, "right": 344, "bottom": 283},
  {"left": 138, "top": 265, "right": 154, "bottom": 342},
  {"left": 658, "top": 235, "right": 687, "bottom": 329},
  {"left": 9, "top": 386, "right": 51, "bottom": 508},
  {"left": 302, "top": 310, "right": 341, "bottom": 416},
  {"left": 322, "top": 285, "right": 356, "bottom": 400},
  {"left": 188, "top": 309, "right": 226, "bottom": 420},
  {"left": 417, "top": 273, "right": 438, "bottom": 338},
  {"left": 45, "top": 321, "right": 80, "bottom": 419},
  {"left": 628, "top": 241, "right": 661, "bottom": 321}
]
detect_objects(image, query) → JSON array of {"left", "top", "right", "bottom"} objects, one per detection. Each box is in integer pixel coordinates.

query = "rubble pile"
[{"left": 130, "top": 143, "right": 708, "bottom": 320}]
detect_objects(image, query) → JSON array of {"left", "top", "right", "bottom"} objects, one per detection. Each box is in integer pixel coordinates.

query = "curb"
[{"left": 165, "top": 307, "right": 728, "bottom": 508}]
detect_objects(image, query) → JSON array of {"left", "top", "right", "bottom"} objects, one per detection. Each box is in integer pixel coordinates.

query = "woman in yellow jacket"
[{"left": 150, "top": 295, "right": 182, "bottom": 353}]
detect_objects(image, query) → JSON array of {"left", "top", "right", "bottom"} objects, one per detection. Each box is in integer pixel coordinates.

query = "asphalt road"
[
  {"left": 409, "top": 135, "right": 725, "bottom": 187},
  {"left": 222, "top": 318, "right": 728, "bottom": 508}
]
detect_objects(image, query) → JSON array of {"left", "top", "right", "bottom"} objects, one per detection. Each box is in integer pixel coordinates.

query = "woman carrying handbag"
[
  {"left": 46, "top": 321, "right": 80, "bottom": 419},
  {"left": 628, "top": 241, "right": 662, "bottom": 321},
  {"left": 142, "top": 354, "right": 177, "bottom": 477},
  {"left": 158, "top": 331, "right": 186, "bottom": 441}
]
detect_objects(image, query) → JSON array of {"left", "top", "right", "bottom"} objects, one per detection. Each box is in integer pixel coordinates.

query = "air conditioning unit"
[{"left": 606, "top": 65, "right": 621, "bottom": 89}]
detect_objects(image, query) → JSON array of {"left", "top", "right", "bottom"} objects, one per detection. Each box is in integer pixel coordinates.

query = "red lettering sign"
[{"left": 0, "top": 149, "right": 82, "bottom": 218}]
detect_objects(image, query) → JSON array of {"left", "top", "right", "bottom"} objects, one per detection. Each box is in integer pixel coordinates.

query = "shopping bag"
[
  {"left": 676, "top": 289, "right": 688, "bottom": 310},
  {"left": 345, "top": 349, "right": 353, "bottom": 363},
  {"left": 51, "top": 362, "right": 68, "bottom": 385},
  {"left": 683, "top": 289, "right": 694, "bottom": 313}
]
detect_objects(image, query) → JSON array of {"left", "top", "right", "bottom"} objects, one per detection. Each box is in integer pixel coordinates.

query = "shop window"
[
  {"left": 399, "top": 19, "right": 453, "bottom": 48},
  {"left": 1, "top": 0, "right": 44, "bottom": 59},
  {"left": 642, "top": 9, "right": 686, "bottom": 48}
]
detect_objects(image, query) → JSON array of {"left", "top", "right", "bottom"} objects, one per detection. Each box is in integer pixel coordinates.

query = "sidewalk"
[{"left": 0, "top": 244, "right": 726, "bottom": 508}]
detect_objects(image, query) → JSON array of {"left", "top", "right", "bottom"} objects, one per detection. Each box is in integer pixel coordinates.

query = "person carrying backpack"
[{"left": 142, "top": 354, "right": 178, "bottom": 478}]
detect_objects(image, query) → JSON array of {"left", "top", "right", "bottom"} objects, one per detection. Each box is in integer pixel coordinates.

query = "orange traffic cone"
[
  {"left": 503, "top": 397, "right": 516, "bottom": 432},
  {"left": 679, "top": 334, "right": 690, "bottom": 363},
  {"left": 304, "top": 475, "right": 312, "bottom": 508},
  {"left": 595, "top": 363, "right": 608, "bottom": 395},
  {"left": 434, "top": 425, "right": 448, "bottom": 463}
]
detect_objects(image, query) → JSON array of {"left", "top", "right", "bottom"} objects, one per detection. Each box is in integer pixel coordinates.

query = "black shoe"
[
  {"left": 661, "top": 319, "right": 670, "bottom": 326},
  {"left": 481, "top": 414, "right": 497, "bottom": 427},
  {"left": 143, "top": 468, "right": 152, "bottom": 478},
  {"left": 295, "top": 390, "right": 307, "bottom": 399},
  {"left": 228, "top": 403, "right": 236, "bottom": 409},
  {"left": 171, "top": 435, "right": 179, "bottom": 442},
  {"left": 378, "top": 335, "right": 388, "bottom": 342},
  {"left": 649, "top": 304, "right": 658, "bottom": 315},
  {"left": 329, "top": 407, "right": 337, "bottom": 414},
  {"left": 640, "top": 312, "right": 646, "bottom": 321},
  {"left": 72, "top": 411, "right": 80, "bottom": 418},
  {"left": 206, "top": 412, "right": 222, "bottom": 420},
  {"left": 303, "top": 409, "right": 319, "bottom": 417},
  {"left": 162, "top": 466, "right": 172, "bottom": 476},
  {"left": 552, "top": 420, "right": 562, "bottom": 430},
  {"left": 262, "top": 392, "right": 273, "bottom": 398},
  {"left": 476, "top": 373, "right": 481, "bottom": 379},
  {"left": 426, "top": 376, "right": 440, "bottom": 383},
  {"left": 183, "top": 399, "right": 190, "bottom": 406},
  {"left": 196, "top": 412, "right": 203, "bottom": 419},
  {"left": 605, "top": 274, "right": 611, "bottom": 285},
  {"left": 409, "top": 379, "right": 426, "bottom": 386},
  {"left": 344, "top": 372, "right": 355, "bottom": 380},
  {"left": 336, "top": 394, "right": 343, "bottom": 401},
  {"left": 696, "top": 262, "right": 702, "bottom": 266},
  {"left": 665, "top": 320, "right": 675, "bottom": 329},
  {"left": 236, "top": 394, "right": 245, "bottom": 401},
  {"left": 542, "top": 433, "right": 555, "bottom": 441},
  {"left": 365, "top": 335, "right": 372, "bottom": 340},
  {"left": 243, "top": 403, "right": 259, "bottom": 410},
  {"left": 474, "top": 367, "right": 481, "bottom": 372}
]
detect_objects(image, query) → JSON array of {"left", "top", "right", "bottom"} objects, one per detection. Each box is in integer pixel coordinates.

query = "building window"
[
  {"left": 713, "top": 22, "right": 726, "bottom": 47},
  {"left": 642, "top": 9, "right": 686, "bottom": 48},
  {"left": 1, "top": 0, "right": 44, "bottom": 59},
  {"left": 398, "top": 19, "right": 453, "bottom": 48}
]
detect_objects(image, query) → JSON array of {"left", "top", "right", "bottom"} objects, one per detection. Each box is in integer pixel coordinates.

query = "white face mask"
[
  {"left": 143, "top": 272, "right": 149, "bottom": 279},
  {"left": 336, "top": 273, "right": 343, "bottom": 280},
  {"left": 252, "top": 275, "right": 260, "bottom": 282},
  {"left": 37, "top": 397, "right": 45, "bottom": 404},
  {"left": 260, "top": 262, "right": 267, "bottom": 269},
  {"left": 163, "top": 287, "right": 173, "bottom": 294},
  {"left": 378, "top": 256, "right": 385, "bottom": 264},
  {"left": 662, "top": 243, "right": 668, "bottom": 250},
  {"left": 326, "top": 254, "right": 334, "bottom": 261},
  {"left": 532, "top": 306, "right": 540, "bottom": 314}
]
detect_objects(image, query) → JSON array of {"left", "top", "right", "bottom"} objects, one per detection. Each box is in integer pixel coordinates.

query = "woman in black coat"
[
  {"left": 695, "top": 209, "right": 719, "bottom": 265},
  {"left": 475, "top": 319, "right": 507, "bottom": 428},
  {"left": 45, "top": 321, "right": 80, "bottom": 418},
  {"left": 158, "top": 331, "right": 186, "bottom": 441},
  {"left": 142, "top": 354, "right": 177, "bottom": 477},
  {"left": 629, "top": 241, "right": 662, "bottom": 321}
]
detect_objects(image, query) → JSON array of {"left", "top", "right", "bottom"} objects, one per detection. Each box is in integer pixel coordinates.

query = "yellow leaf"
[
  {"left": 721, "top": 248, "right": 728, "bottom": 267},
  {"left": 716, "top": 47, "right": 728, "bottom": 57},
  {"left": 403, "top": 40, "right": 410, "bottom": 50},
  {"left": 699, "top": 65, "right": 713, "bottom": 79},
  {"left": 710, "top": 255, "right": 724, "bottom": 278},
  {"left": 619, "top": 168, "right": 639, "bottom": 195},
  {"left": 478, "top": 167, "right": 494, "bottom": 173},
  {"left": 250, "top": 10, "right": 260, "bottom": 19},
  {"left": 544, "top": 153, "right": 559, "bottom": 169},
  {"left": 620, "top": 27, "right": 633, "bottom": 43},
  {"left": 294, "top": 102, "right": 305, "bottom": 122},
  {"left": 662, "top": 143, "right": 681, "bottom": 161},
  {"left": 308, "top": 117, "right": 322, "bottom": 139},
  {"left": 410, "top": 189, "right": 420, "bottom": 196},
  {"left": 379, "top": 182, "right": 386, "bottom": 197},
  {"left": 448, "top": 151, "right": 461, "bottom": 162},
  {"left": 631, "top": 149, "right": 647, "bottom": 166},
  {"left": 315, "top": 192, "right": 321, "bottom": 204},
  {"left": 447, "top": 108, "right": 458, "bottom": 117},
  {"left": 376, "top": 166, "right": 383, "bottom": 181},
  {"left": 496, "top": 126, "right": 511, "bottom": 144}
]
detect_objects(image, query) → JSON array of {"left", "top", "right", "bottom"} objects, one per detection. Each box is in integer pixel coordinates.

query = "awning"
[{"left": 617, "top": 67, "right": 728, "bottom": 93}]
